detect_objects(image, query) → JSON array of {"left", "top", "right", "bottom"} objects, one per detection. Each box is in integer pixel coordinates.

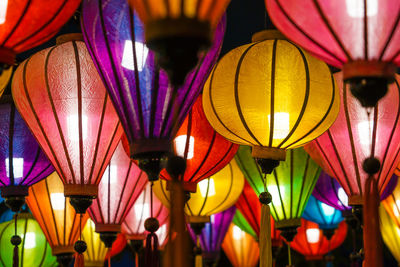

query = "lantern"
[
  {"left": 81, "top": 0, "right": 226, "bottom": 183},
  {"left": 26, "top": 172, "right": 89, "bottom": 267},
  {"left": 232, "top": 211, "right": 257, "bottom": 240},
  {"left": 266, "top": 0, "right": 400, "bottom": 107},
  {"left": 0, "top": 0, "right": 80, "bottom": 67},
  {"left": 0, "top": 67, "right": 12, "bottom": 97},
  {"left": 302, "top": 195, "right": 343, "bottom": 239},
  {"left": 88, "top": 141, "right": 148, "bottom": 248},
  {"left": 12, "top": 34, "right": 123, "bottom": 215},
  {"left": 203, "top": 29, "right": 339, "bottom": 174},
  {"left": 188, "top": 206, "right": 236, "bottom": 266},
  {"left": 290, "top": 219, "right": 348, "bottom": 261},
  {"left": 81, "top": 219, "right": 127, "bottom": 267},
  {"left": 0, "top": 213, "right": 57, "bottom": 266},
  {"left": 380, "top": 204, "right": 400, "bottom": 264},
  {"left": 160, "top": 96, "right": 238, "bottom": 192},
  {"left": 382, "top": 179, "right": 400, "bottom": 227},
  {"left": 0, "top": 95, "right": 54, "bottom": 212},
  {"left": 222, "top": 223, "right": 259, "bottom": 267}
]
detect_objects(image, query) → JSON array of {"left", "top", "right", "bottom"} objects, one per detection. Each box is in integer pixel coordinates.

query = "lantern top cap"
[
  {"left": 56, "top": 33, "right": 84, "bottom": 45},
  {"left": 251, "top": 30, "right": 286, "bottom": 42}
]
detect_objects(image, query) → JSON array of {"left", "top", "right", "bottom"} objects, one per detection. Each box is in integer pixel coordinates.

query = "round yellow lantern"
[
  {"left": 202, "top": 30, "right": 339, "bottom": 173},
  {"left": 379, "top": 205, "right": 400, "bottom": 264}
]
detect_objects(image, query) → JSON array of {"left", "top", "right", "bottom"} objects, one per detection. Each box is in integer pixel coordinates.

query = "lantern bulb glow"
[
  {"left": 121, "top": 40, "right": 149, "bottom": 71},
  {"left": 337, "top": 187, "right": 349, "bottom": 207},
  {"left": 346, "top": 0, "right": 378, "bottom": 18},
  {"left": 50, "top": 193, "right": 65, "bottom": 211},
  {"left": 67, "top": 115, "right": 88, "bottom": 141},
  {"left": 0, "top": 0, "right": 7, "bottom": 24},
  {"left": 135, "top": 203, "right": 150, "bottom": 220},
  {"left": 174, "top": 135, "right": 195, "bottom": 159},
  {"left": 5, "top": 157, "right": 24, "bottom": 179},
  {"left": 320, "top": 202, "right": 335, "bottom": 216},
  {"left": 21, "top": 232, "right": 36, "bottom": 249},
  {"left": 306, "top": 228, "right": 320, "bottom": 244},
  {"left": 268, "top": 112, "right": 290, "bottom": 140},
  {"left": 267, "top": 185, "right": 284, "bottom": 206},
  {"left": 233, "top": 225, "right": 244, "bottom": 240},
  {"left": 198, "top": 178, "right": 216, "bottom": 197},
  {"left": 394, "top": 200, "right": 400, "bottom": 217}
]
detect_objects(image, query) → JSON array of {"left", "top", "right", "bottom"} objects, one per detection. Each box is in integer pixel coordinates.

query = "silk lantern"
[
  {"left": 222, "top": 223, "right": 259, "bottom": 267},
  {"left": 266, "top": 0, "right": 400, "bottom": 107},
  {"left": 232, "top": 211, "right": 257, "bottom": 240},
  {"left": 291, "top": 219, "right": 348, "bottom": 261},
  {"left": 203, "top": 30, "right": 339, "bottom": 174},
  {"left": 81, "top": 0, "right": 225, "bottom": 182},
  {"left": 0, "top": 213, "right": 57, "bottom": 267},
  {"left": 382, "top": 179, "right": 400, "bottom": 227},
  {"left": 380, "top": 204, "right": 400, "bottom": 265},
  {"left": 12, "top": 34, "right": 123, "bottom": 215},
  {"left": 88, "top": 141, "right": 147, "bottom": 248},
  {"left": 127, "top": 0, "right": 229, "bottom": 86},
  {"left": 26, "top": 172, "right": 89, "bottom": 267}
]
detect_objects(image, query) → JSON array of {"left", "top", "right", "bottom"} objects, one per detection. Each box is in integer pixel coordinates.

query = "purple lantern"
[
  {"left": 0, "top": 96, "right": 54, "bottom": 211},
  {"left": 81, "top": 0, "right": 226, "bottom": 181},
  {"left": 189, "top": 206, "right": 236, "bottom": 266}
]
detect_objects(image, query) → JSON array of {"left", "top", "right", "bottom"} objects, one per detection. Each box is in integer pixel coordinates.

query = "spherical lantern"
[
  {"left": 222, "top": 223, "right": 259, "bottom": 267},
  {"left": 0, "top": 0, "right": 80, "bottom": 67},
  {"left": 0, "top": 213, "right": 57, "bottom": 267},
  {"left": 12, "top": 34, "right": 123, "bottom": 215},
  {"left": 26, "top": 172, "right": 89, "bottom": 267},
  {"left": 81, "top": 0, "right": 226, "bottom": 183},
  {"left": 203, "top": 30, "right": 339, "bottom": 174},
  {"left": 0, "top": 95, "right": 54, "bottom": 212},
  {"left": 266, "top": 0, "right": 400, "bottom": 107},
  {"left": 160, "top": 96, "right": 238, "bottom": 192},
  {"left": 88, "top": 141, "right": 148, "bottom": 248},
  {"left": 380, "top": 204, "right": 400, "bottom": 264},
  {"left": 290, "top": 219, "right": 347, "bottom": 261}
]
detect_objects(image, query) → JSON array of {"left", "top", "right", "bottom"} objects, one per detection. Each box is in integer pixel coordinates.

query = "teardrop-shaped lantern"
[{"left": 380, "top": 204, "right": 400, "bottom": 265}]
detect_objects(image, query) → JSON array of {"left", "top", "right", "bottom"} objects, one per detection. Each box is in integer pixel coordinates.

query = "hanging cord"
[
  {"left": 194, "top": 235, "right": 202, "bottom": 267},
  {"left": 287, "top": 243, "right": 292, "bottom": 266},
  {"left": 11, "top": 213, "right": 21, "bottom": 267},
  {"left": 145, "top": 182, "right": 160, "bottom": 267},
  {"left": 74, "top": 214, "right": 86, "bottom": 267}
]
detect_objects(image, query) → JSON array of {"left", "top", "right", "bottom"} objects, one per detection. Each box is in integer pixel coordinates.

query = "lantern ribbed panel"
[
  {"left": 160, "top": 96, "right": 239, "bottom": 192},
  {"left": 154, "top": 160, "right": 244, "bottom": 217},
  {"left": 12, "top": 40, "right": 123, "bottom": 195},
  {"left": 266, "top": 0, "right": 400, "bottom": 67},
  {"left": 0, "top": 96, "right": 54, "bottom": 188},
  {"left": 81, "top": 0, "right": 225, "bottom": 156},
  {"left": 305, "top": 72, "right": 400, "bottom": 205},
  {"left": 202, "top": 36, "right": 339, "bottom": 150},
  {"left": 382, "top": 180, "right": 400, "bottom": 228},
  {"left": 88, "top": 141, "right": 148, "bottom": 227},
  {"left": 222, "top": 223, "right": 259, "bottom": 267},
  {"left": 232, "top": 210, "right": 257, "bottom": 239},
  {"left": 26, "top": 172, "right": 89, "bottom": 254},
  {"left": 291, "top": 219, "right": 347, "bottom": 261},
  {"left": 0, "top": 214, "right": 57, "bottom": 266},
  {"left": 380, "top": 205, "right": 400, "bottom": 264},
  {"left": 302, "top": 195, "right": 343, "bottom": 230},
  {"left": 0, "top": 0, "right": 80, "bottom": 55}
]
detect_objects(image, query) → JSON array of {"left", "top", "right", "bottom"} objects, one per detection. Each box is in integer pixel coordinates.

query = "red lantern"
[
  {"left": 160, "top": 95, "right": 238, "bottom": 192},
  {"left": 88, "top": 141, "right": 148, "bottom": 248},
  {"left": 291, "top": 219, "right": 347, "bottom": 261},
  {"left": 11, "top": 34, "right": 123, "bottom": 214},
  {"left": 0, "top": 0, "right": 81, "bottom": 66}
]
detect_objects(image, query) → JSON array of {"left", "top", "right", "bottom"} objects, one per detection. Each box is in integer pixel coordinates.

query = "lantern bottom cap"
[
  {"left": 276, "top": 218, "right": 301, "bottom": 242},
  {"left": 53, "top": 246, "right": 75, "bottom": 255},
  {"left": 68, "top": 195, "right": 95, "bottom": 214},
  {"left": 95, "top": 223, "right": 121, "bottom": 233},
  {"left": 55, "top": 252, "right": 74, "bottom": 267},
  {"left": 251, "top": 146, "right": 286, "bottom": 161},
  {"left": 99, "top": 231, "right": 119, "bottom": 248}
]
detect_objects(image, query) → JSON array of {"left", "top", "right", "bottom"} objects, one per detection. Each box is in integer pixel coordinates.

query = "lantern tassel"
[
  {"left": 260, "top": 203, "right": 272, "bottom": 267},
  {"left": 145, "top": 232, "right": 159, "bottom": 267},
  {"left": 13, "top": 243, "right": 19, "bottom": 267},
  {"left": 363, "top": 176, "right": 383, "bottom": 267},
  {"left": 74, "top": 253, "right": 84, "bottom": 267},
  {"left": 11, "top": 213, "right": 21, "bottom": 267}
]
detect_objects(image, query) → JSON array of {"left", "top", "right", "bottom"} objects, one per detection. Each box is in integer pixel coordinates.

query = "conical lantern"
[
  {"left": 160, "top": 96, "right": 238, "bottom": 192},
  {"left": 380, "top": 204, "right": 400, "bottom": 264},
  {"left": 88, "top": 141, "right": 148, "bottom": 248},
  {"left": 26, "top": 172, "right": 89, "bottom": 267},
  {"left": 222, "top": 223, "right": 259, "bottom": 267},
  {"left": 81, "top": 0, "right": 226, "bottom": 182},
  {"left": 12, "top": 34, "right": 123, "bottom": 215},
  {"left": 290, "top": 219, "right": 347, "bottom": 261},
  {"left": 0, "top": 213, "right": 57, "bottom": 267},
  {"left": 266, "top": 0, "right": 400, "bottom": 107}
]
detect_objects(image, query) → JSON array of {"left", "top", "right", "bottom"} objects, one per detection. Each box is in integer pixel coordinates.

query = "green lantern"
[
  {"left": 232, "top": 211, "right": 257, "bottom": 240},
  {"left": 0, "top": 213, "right": 57, "bottom": 267},
  {"left": 235, "top": 146, "right": 321, "bottom": 241}
]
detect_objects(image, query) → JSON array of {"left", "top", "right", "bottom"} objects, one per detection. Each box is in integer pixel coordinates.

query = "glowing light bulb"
[
  {"left": 21, "top": 232, "right": 36, "bottom": 249},
  {"left": 50, "top": 193, "right": 65, "bottom": 211},
  {"left": 393, "top": 200, "right": 400, "bottom": 217},
  {"left": 267, "top": 185, "right": 284, "bottom": 206},
  {"left": 198, "top": 178, "right": 216, "bottom": 197},
  {"left": 67, "top": 115, "right": 88, "bottom": 141},
  {"left": 346, "top": 0, "right": 378, "bottom": 18},
  {"left": 121, "top": 40, "right": 149, "bottom": 71},
  {"left": 320, "top": 202, "right": 335, "bottom": 216},
  {"left": 337, "top": 187, "right": 348, "bottom": 207},
  {"left": 134, "top": 203, "right": 150, "bottom": 220},
  {"left": 174, "top": 135, "right": 195, "bottom": 159},
  {"left": 233, "top": 225, "right": 244, "bottom": 240},
  {"left": 306, "top": 228, "right": 320, "bottom": 244},
  {"left": 268, "top": 112, "right": 290, "bottom": 140},
  {"left": 0, "top": 0, "right": 8, "bottom": 24},
  {"left": 5, "top": 157, "right": 24, "bottom": 180}
]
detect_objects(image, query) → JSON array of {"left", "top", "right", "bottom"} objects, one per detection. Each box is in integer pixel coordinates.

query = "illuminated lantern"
[
  {"left": 0, "top": 213, "right": 57, "bottom": 266},
  {"left": 291, "top": 219, "right": 347, "bottom": 261},
  {"left": 26, "top": 172, "right": 89, "bottom": 267},
  {"left": 188, "top": 206, "right": 236, "bottom": 266},
  {"left": 203, "top": 30, "right": 339, "bottom": 174},
  {"left": 380, "top": 204, "right": 400, "bottom": 264},
  {"left": 0, "top": 0, "right": 80, "bottom": 67},
  {"left": 160, "top": 96, "right": 238, "bottom": 192},
  {"left": 302, "top": 195, "right": 343, "bottom": 239},
  {"left": 81, "top": 0, "right": 225, "bottom": 182},
  {"left": 232, "top": 211, "right": 257, "bottom": 239},
  {"left": 0, "top": 67, "right": 12, "bottom": 97},
  {"left": 266, "top": 0, "right": 400, "bottom": 107},
  {"left": 382, "top": 179, "right": 400, "bottom": 227},
  {"left": 222, "top": 223, "right": 259, "bottom": 267},
  {"left": 88, "top": 141, "right": 147, "bottom": 248}
]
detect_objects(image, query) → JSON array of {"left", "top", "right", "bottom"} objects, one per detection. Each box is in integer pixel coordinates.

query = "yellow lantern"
[
  {"left": 379, "top": 205, "right": 400, "bottom": 264},
  {"left": 382, "top": 181, "right": 400, "bottom": 227},
  {"left": 202, "top": 30, "right": 339, "bottom": 173}
]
